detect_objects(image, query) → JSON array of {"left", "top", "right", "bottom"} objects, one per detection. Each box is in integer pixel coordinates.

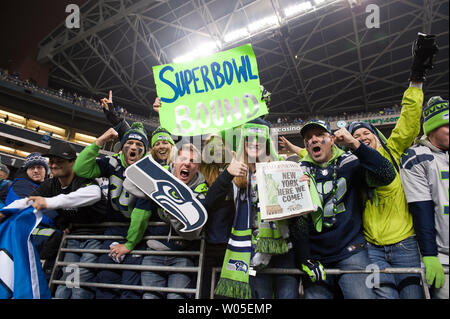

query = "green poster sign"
[{"left": 153, "top": 44, "right": 268, "bottom": 136}]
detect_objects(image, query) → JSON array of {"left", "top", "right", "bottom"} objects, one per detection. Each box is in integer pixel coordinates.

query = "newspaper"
[{"left": 255, "top": 161, "right": 314, "bottom": 221}]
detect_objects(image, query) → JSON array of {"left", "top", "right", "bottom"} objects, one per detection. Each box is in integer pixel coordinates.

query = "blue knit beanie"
[
  {"left": 24, "top": 152, "right": 49, "bottom": 176},
  {"left": 120, "top": 122, "right": 149, "bottom": 152}
]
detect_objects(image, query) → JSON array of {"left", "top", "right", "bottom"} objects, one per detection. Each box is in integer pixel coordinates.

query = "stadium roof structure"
[{"left": 37, "top": 0, "right": 449, "bottom": 120}]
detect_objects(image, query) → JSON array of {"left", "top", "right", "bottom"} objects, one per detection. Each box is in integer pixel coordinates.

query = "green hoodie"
[{"left": 73, "top": 142, "right": 152, "bottom": 251}]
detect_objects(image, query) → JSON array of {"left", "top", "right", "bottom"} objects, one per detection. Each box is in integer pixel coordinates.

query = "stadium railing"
[
  {"left": 47, "top": 221, "right": 448, "bottom": 300},
  {"left": 210, "top": 266, "right": 449, "bottom": 299},
  {"left": 48, "top": 222, "right": 205, "bottom": 299}
]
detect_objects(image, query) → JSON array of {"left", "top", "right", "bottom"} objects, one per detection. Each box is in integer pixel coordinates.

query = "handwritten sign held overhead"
[{"left": 153, "top": 44, "right": 268, "bottom": 136}]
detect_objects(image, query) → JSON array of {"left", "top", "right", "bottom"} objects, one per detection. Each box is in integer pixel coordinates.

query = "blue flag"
[{"left": 0, "top": 206, "right": 51, "bottom": 299}]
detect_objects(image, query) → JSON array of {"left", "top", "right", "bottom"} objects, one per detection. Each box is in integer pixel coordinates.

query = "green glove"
[
  {"left": 423, "top": 256, "right": 445, "bottom": 288},
  {"left": 301, "top": 260, "right": 326, "bottom": 283}
]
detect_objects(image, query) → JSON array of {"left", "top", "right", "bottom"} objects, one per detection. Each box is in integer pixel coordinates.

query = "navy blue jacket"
[{"left": 300, "top": 142, "right": 396, "bottom": 264}]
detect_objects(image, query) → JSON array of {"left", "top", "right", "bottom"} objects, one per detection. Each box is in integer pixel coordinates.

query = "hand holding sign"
[
  {"left": 153, "top": 97, "right": 162, "bottom": 113},
  {"left": 226, "top": 152, "right": 247, "bottom": 177},
  {"left": 300, "top": 174, "right": 310, "bottom": 187}
]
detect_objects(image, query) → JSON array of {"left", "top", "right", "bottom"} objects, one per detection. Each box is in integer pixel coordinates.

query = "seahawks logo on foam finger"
[
  {"left": 124, "top": 156, "right": 207, "bottom": 232},
  {"left": 152, "top": 181, "right": 203, "bottom": 230}
]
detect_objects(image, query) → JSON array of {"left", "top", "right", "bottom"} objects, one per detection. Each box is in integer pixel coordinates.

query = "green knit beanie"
[
  {"left": 423, "top": 96, "right": 449, "bottom": 136},
  {"left": 236, "top": 118, "right": 280, "bottom": 161},
  {"left": 151, "top": 127, "right": 175, "bottom": 148}
]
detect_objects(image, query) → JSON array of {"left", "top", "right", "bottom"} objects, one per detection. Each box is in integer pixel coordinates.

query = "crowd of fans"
[
  {"left": 0, "top": 69, "right": 160, "bottom": 127},
  {"left": 271, "top": 105, "right": 402, "bottom": 128},
  {"left": 1, "top": 68, "right": 403, "bottom": 133},
  {"left": 0, "top": 33, "right": 448, "bottom": 301}
]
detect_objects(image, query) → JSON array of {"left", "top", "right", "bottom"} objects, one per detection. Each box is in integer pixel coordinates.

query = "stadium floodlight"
[
  {"left": 173, "top": 41, "right": 219, "bottom": 63},
  {"left": 74, "top": 132, "right": 97, "bottom": 144},
  {"left": 223, "top": 15, "right": 278, "bottom": 44},
  {"left": 0, "top": 144, "right": 30, "bottom": 158},
  {"left": 223, "top": 28, "right": 250, "bottom": 43},
  {"left": 248, "top": 15, "right": 279, "bottom": 33},
  {"left": 284, "top": 1, "right": 313, "bottom": 17},
  {"left": 0, "top": 145, "right": 18, "bottom": 154}
]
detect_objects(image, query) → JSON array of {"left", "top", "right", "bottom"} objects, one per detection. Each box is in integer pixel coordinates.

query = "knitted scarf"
[{"left": 214, "top": 171, "right": 289, "bottom": 299}]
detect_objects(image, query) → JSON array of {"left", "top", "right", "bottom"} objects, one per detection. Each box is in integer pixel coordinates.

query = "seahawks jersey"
[
  {"left": 74, "top": 142, "right": 137, "bottom": 221},
  {"left": 300, "top": 142, "right": 396, "bottom": 263},
  {"left": 96, "top": 154, "right": 137, "bottom": 219},
  {"left": 400, "top": 137, "right": 449, "bottom": 264}
]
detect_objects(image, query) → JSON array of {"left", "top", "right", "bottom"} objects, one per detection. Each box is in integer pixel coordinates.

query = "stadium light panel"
[
  {"left": 284, "top": 1, "right": 313, "bottom": 17},
  {"left": 172, "top": 0, "right": 329, "bottom": 60},
  {"left": 224, "top": 28, "right": 250, "bottom": 43},
  {"left": 0, "top": 145, "right": 17, "bottom": 155},
  {"left": 223, "top": 15, "right": 278, "bottom": 44},
  {"left": 173, "top": 41, "right": 219, "bottom": 63},
  {"left": 248, "top": 15, "right": 279, "bottom": 33},
  {"left": 73, "top": 140, "right": 92, "bottom": 146},
  {"left": 74, "top": 132, "right": 96, "bottom": 144},
  {"left": 0, "top": 109, "right": 26, "bottom": 125},
  {"left": 0, "top": 144, "right": 30, "bottom": 158},
  {"left": 27, "top": 119, "right": 66, "bottom": 137}
]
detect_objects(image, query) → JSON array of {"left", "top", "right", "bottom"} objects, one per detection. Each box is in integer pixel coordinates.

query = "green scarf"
[
  {"left": 214, "top": 174, "right": 289, "bottom": 299},
  {"left": 215, "top": 151, "right": 324, "bottom": 298},
  {"left": 214, "top": 187, "right": 322, "bottom": 298},
  {"left": 304, "top": 171, "right": 324, "bottom": 233},
  {"left": 254, "top": 214, "right": 288, "bottom": 254}
]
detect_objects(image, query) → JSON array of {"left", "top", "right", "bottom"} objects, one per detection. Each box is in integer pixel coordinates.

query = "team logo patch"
[
  {"left": 128, "top": 133, "right": 143, "bottom": 140},
  {"left": 226, "top": 259, "right": 249, "bottom": 274},
  {"left": 157, "top": 135, "right": 169, "bottom": 141},
  {"left": 124, "top": 156, "right": 208, "bottom": 232}
]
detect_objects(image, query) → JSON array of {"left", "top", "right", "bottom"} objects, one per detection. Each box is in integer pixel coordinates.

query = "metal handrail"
[
  {"left": 50, "top": 280, "right": 197, "bottom": 295},
  {"left": 48, "top": 222, "right": 206, "bottom": 299},
  {"left": 55, "top": 261, "right": 200, "bottom": 272},
  {"left": 210, "top": 266, "right": 450, "bottom": 299},
  {"left": 59, "top": 248, "right": 201, "bottom": 256},
  {"left": 63, "top": 235, "right": 188, "bottom": 240},
  {"left": 48, "top": 222, "right": 448, "bottom": 300}
]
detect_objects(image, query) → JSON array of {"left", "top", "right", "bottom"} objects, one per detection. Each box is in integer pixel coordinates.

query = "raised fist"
[{"left": 409, "top": 32, "right": 439, "bottom": 82}]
